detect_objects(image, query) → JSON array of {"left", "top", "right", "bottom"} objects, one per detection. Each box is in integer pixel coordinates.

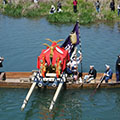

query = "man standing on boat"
[
  {"left": 0, "top": 56, "right": 4, "bottom": 68},
  {"left": 116, "top": 55, "right": 120, "bottom": 82},
  {"left": 84, "top": 65, "right": 97, "bottom": 83},
  {"left": 70, "top": 51, "right": 82, "bottom": 81},
  {"left": 0, "top": 56, "right": 5, "bottom": 80},
  {"left": 102, "top": 64, "right": 113, "bottom": 83}
]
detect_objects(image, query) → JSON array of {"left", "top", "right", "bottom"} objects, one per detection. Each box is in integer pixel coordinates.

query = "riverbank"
[{"left": 0, "top": 0, "right": 120, "bottom": 24}]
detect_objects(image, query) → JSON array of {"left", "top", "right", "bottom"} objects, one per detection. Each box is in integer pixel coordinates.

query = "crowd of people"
[
  {"left": 48, "top": 0, "right": 120, "bottom": 16},
  {"left": 95, "top": 0, "right": 120, "bottom": 16},
  {"left": 49, "top": 0, "right": 120, "bottom": 16},
  {"left": 2, "top": 0, "right": 120, "bottom": 16}
]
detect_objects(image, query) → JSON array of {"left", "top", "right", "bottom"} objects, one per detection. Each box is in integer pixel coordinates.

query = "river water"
[
  {"left": 0, "top": 15, "right": 120, "bottom": 72},
  {"left": 0, "top": 88, "right": 120, "bottom": 120},
  {"left": 0, "top": 15, "right": 120, "bottom": 120}
]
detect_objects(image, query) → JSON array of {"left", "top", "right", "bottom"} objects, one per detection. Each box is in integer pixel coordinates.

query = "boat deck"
[{"left": 0, "top": 72, "right": 120, "bottom": 89}]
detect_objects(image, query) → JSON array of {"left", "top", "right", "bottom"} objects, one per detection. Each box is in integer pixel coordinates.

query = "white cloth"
[
  {"left": 118, "top": 5, "right": 120, "bottom": 10},
  {"left": 57, "top": 8, "right": 63, "bottom": 12},
  {"left": 34, "top": 0, "right": 38, "bottom": 3},
  {"left": 49, "top": 5, "right": 56, "bottom": 14},
  {"left": 84, "top": 75, "right": 89, "bottom": 80},
  {"left": 70, "top": 57, "right": 81, "bottom": 72},
  {"left": 71, "top": 58, "right": 80, "bottom": 67},
  {"left": 84, "top": 75, "right": 94, "bottom": 83},
  {"left": 87, "top": 77, "right": 94, "bottom": 83},
  {"left": 79, "top": 77, "right": 83, "bottom": 83}
]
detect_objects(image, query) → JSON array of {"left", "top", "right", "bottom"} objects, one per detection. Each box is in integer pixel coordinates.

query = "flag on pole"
[{"left": 61, "top": 21, "right": 80, "bottom": 56}]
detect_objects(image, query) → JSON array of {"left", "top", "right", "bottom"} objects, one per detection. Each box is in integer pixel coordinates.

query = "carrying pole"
[
  {"left": 49, "top": 77, "right": 66, "bottom": 112},
  {"left": 21, "top": 82, "right": 37, "bottom": 111}
]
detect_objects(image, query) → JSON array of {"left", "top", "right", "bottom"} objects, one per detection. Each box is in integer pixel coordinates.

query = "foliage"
[
  {"left": 0, "top": 0, "right": 119, "bottom": 24},
  {"left": 3, "top": 4, "right": 23, "bottom": 17},
  {"left": 47, "top": 0, "right": 95, "bottom": 24}
]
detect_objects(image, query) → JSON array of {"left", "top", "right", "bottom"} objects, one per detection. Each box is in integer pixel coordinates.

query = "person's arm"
[
  {"left": 88, "top": 70, "right": 92, "bottom": 77},
  {"left": 104, "top": 69, "right": 112, "bottom": 77},
  {"left": 105, "top": 71, "right": 109, "bottom": 77},
  {"left": 103, "top": 70, "right": 107, "bottom": 76},
  {"left": 107, "top": 70, "right": 113, "bottom": 79}
]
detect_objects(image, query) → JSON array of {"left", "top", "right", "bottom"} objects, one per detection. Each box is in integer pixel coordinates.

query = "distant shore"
[{"left": 0, "top": 0, "right": 120, "bottom": 24}]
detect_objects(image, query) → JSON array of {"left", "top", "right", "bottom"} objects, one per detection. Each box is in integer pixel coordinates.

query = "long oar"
[
  {"left": 91, "top": 76, "right": 104, "bottom": 97},
  {"left": 21, "top": 82, "right": 37, "bottom": 111}
]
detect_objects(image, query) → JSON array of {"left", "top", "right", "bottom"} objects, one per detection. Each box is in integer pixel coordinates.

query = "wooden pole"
[
  {"left": 21, "top": 82, "right": 37, "bottom": 111},
  {"left": 49, "top": 77, "right": 66, "bottom": 111},
  {"left": 96, "top": 77, "right": 104, "bottom": 89},
  {"left": 91, "top": 77, "right": 104, "bottom": 97},
  {"left": 78, "top": 21, "right": 83, "bottom": 74}
]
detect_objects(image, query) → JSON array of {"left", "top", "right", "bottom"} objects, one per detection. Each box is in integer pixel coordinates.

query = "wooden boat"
[
  {"left": 0, "top": 72, "right": 119, "bottom": 89},
  {"left": 1, "top": 21, "right": 118, "bottom": 111}
]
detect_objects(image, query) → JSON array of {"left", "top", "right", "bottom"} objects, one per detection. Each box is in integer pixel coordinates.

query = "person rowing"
[
  {"left": 91, "top": 64, "right": 113, "bottom": 97},
  {"left": 101, "top": 64, "right": 113, "bottom": 83},
  {"left": 84, "top": 65, "right": 97, "bottom": 83}
]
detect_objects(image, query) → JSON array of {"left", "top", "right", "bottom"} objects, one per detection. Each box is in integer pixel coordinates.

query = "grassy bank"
[{"left": 0, "top": 0, "right": 120, "bottom": 24}]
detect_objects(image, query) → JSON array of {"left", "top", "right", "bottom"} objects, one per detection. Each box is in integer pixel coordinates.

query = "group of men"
[
  {"left": 66, "top": 52, "right": 120, "bottom": 84},
  {"left": 83, "top": 64, "right": 113, "bottom": 83}
]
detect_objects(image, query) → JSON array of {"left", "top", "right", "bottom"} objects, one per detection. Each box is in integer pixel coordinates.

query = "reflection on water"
[{"left": 1, "top": 88, "right": 120, "bottom": 120}]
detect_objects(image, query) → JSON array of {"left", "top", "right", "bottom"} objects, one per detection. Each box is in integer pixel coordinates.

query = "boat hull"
[{"left": 0, "top": 72, "right": 119, "bottom": 89}]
